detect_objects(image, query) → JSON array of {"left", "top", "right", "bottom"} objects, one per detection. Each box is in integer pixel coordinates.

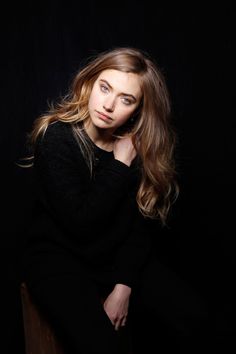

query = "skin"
[
  {"left": 86, "top": 68, "right": 142, "bottom": 156},
  {"left": 85, "top": 69, "right": 143, "bottom": 330}
]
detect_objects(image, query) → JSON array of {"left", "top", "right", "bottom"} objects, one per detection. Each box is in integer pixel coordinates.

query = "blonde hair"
[{"left": 25, "top": 46, "right": 179, "bottom": 225}]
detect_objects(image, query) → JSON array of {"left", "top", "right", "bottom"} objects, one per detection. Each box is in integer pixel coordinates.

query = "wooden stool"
[{"left": 20, "top": 282, "right": 64, "bottom": 354}]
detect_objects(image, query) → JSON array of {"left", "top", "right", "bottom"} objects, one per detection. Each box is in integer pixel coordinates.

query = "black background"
[{"left": 1, "top": 1, "right": 235, "bottom": 353}]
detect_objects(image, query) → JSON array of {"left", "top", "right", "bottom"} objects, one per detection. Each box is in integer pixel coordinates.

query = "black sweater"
[{"left": 24, "top": 121, "right": 154, "bottom": 288}]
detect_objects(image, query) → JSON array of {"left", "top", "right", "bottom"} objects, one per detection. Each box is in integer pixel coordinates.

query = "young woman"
[{"left": 21, "top": 47, "right": 207, "bottom": 353}]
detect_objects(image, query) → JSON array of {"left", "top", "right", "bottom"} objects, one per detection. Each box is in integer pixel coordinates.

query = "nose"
[{"left": 103, "top": 96, "right": 115, "bottom": 112}]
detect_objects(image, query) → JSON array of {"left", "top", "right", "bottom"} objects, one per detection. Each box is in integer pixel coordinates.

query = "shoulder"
[
  {"left": 33, "top": 121, "right": 89, "bottom": 172},
  {"left": 36, "top": 121, "right": 75, "bottom": 151},
  {"left": 34, "top": 121, "right": 83, "bottom": 164},
  {"left": 42, "top": 120, "right": 73, "bottom": 142}
]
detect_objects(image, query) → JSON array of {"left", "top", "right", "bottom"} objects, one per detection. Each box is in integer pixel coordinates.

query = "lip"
[{"left": 96, "top": 111, "right": 112, "bottom": 121}]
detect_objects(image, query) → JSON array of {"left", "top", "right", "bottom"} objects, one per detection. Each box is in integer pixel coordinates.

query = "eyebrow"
[{"left": 99, "top": 79, "right": 137, "bottom": 102}]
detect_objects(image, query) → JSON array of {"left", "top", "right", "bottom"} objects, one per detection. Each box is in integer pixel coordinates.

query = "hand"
[
  {"left": 103, "top": 284, "right": 131, "bottom": 331},
  {"left": 113, "top": 135, "right": 137, "bottom": 167}
]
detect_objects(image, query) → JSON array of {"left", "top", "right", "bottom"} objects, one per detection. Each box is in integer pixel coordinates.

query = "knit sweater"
[{"left": 24, "top": 121, "right": 154, "bottom": 288}]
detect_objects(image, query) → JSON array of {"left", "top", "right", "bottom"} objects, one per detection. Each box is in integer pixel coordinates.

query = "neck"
[{"left": 84, "top": 120, "right": 115, "bottom": 152}]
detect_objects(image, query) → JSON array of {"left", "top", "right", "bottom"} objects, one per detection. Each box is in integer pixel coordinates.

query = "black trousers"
[{"left": 24, "top": 254, "right": 209, "bottom": 354}]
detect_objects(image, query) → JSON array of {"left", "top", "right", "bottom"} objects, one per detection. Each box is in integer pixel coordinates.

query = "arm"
[
  {"left": 103, "top": 217, "right": 152, "bottom": 331},
  {"left": 113, "top": 204, "right": 153, "bottom": 288},
  {"left": 103, "top": 183, "right": 154, "bottom": 330}
]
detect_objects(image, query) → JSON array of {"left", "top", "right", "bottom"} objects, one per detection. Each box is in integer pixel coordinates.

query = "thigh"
[{"left": 25, "top": 259, "right": 120, "bottom": 354}]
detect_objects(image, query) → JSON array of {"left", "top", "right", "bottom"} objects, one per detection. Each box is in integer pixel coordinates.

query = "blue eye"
[
  {"left": 122, "top": 97, "right": 132, "bottom": 105},
  {"left": 100, "top": 85, "right": 109, "bottom": 93}
]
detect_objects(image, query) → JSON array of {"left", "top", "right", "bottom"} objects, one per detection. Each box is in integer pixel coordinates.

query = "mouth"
[{"left": 96, "top": 111, "right": 113, "bottom": 121}]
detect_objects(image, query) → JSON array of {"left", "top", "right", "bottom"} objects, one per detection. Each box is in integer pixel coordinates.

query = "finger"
[
  {"left": 121, "top": 317, "right": 127, "bottom": 326},
  {"left": 115, "top": 320, "right": 121, "bottom": 331}
]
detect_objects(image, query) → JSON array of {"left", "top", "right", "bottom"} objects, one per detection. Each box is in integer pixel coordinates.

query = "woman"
[{"left": 21, "top": 47, "right": 207, "bottom": 353}]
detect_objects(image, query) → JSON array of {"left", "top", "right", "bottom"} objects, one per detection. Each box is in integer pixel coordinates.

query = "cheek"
[
  {"left": 116, "top": 107, "right": 135, "bottom": 123},
  {"left": 113, "top": 113, "right": 131, "bottom": 128},
  {"left": 88, "top": 88, "right": 100, "bottom": 109}
]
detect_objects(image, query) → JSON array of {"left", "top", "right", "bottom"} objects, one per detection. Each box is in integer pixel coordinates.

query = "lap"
[{"left": 23, "top": 253, "right": 121, "bottom": 354}]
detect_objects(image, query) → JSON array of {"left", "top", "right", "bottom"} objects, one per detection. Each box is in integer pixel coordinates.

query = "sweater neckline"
[{"left": 83, "top": 128, "right": 113, "bottom": 154}]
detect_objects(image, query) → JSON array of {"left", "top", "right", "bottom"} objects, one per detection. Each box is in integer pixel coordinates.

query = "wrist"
[{"left": 114, "top": 283, "right": 132, "bottom": 295}]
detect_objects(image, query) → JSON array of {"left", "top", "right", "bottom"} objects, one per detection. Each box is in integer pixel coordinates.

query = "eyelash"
[
  {"left": 122, "top": 98, "right": 132, "bottom": 105},
  {"left": 100, "top": 84, "right": 132, "bottom": 105},
  {"left": 100, "top": 84, "right": 109, "bottom": 93}
]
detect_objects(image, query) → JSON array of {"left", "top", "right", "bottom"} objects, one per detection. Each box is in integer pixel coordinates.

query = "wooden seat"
[{"left": 20, "top": 282, "right": 64, "bottom": 354}]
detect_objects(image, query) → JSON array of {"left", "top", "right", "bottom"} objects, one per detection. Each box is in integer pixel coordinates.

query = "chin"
[
  {"left": 91, "top": 120, "right": 111, "bottom": 131},
  {"left": 93, "top": 115, "right": 112, "bottom": 126}
]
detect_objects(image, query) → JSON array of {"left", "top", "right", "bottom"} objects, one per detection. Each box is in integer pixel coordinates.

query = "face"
[{"left": 88, "top": 69, "right": 142, "bottom": 134}]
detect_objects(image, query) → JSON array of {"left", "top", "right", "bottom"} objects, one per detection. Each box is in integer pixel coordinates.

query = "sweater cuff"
[
  {"left": 108, "top": 158, "right": 131, "bottom": 174},
  {"left": 113, "top": 270, "right": 139, "bottom": 289}
]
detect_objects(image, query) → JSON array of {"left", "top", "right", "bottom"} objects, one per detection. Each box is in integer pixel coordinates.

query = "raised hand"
[{"left": 113, "top": 135, "right": 137, "bottom": 167}]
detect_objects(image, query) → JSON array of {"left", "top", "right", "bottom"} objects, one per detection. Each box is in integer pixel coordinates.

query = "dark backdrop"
[{"left": 1, "top": 1, "right": 235, "bottom": 353}]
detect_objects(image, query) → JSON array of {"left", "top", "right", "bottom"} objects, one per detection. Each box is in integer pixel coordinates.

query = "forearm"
[{"left": 113, "top": 210, "right": 153, "bottom": 288}]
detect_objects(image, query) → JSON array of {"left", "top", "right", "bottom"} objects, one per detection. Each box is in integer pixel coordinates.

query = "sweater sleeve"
[
  {"left": 113, "top": 198, "right": 154, "bottom": 288},
  {"left": 33, "top": 123, "right": 132, "bottom": 239}
]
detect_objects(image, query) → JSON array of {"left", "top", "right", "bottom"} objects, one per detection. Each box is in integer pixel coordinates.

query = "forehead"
[{"left": 96, "top": 69, "right": 142, "bottom": 98}]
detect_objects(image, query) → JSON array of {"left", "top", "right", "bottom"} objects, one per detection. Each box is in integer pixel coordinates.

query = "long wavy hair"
[{"left": 25, "top": 46, "right": 179, "bottom": 225}]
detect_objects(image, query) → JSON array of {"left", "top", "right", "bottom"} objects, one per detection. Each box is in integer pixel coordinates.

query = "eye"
[
  {"left": 121, "top": 97, "right": 132, "bottom": 105},
  {"left": 100, "top": 84, "right": 109, "bottom": 93}
]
